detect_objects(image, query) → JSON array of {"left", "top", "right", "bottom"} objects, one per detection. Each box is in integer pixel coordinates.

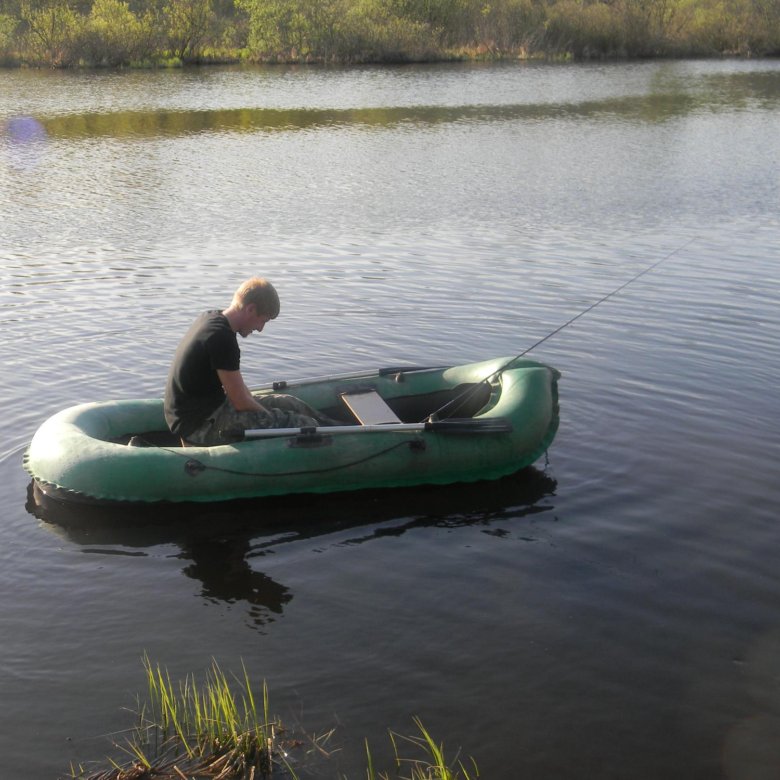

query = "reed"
[
  {"left": 69, "top": 659, "right": 477, "bottom": 780},
  {"left": 71, "top": 656, "right": 287, "bottom": 779},
  {"left": 366, "top": 717, "right": 479, "bottom": 780}
]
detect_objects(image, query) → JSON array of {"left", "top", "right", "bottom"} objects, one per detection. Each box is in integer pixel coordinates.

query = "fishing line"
[
  {"left": 512, "top": 236, "right": 697, "bottom": 359},
  {"left": 428, "top": 236, "right": 698, "bottom": 420}
]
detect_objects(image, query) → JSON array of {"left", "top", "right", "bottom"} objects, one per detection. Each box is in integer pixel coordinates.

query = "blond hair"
[{"left": 233, "top": 277, "right": 280, "bottom": 318}]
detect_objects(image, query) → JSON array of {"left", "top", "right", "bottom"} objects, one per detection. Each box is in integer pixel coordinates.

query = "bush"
[
  {"left": 336, "top": 0, "right": 439, "bottom": 62},
  {"left": 81, "top": 0, "right": 157, "bottom": 65},
  {"left": 236, "top": 0, "right": 308, "bottom": 58},
  {"left": 680, "top": 0, "right": 780, "bottom": 54},
  {"left": 0, "top": 13, "right": 18, "bottom": 56},
  {"left": 163, "top": 0, "right": 217, "bottom": 61},
  {"left": 545, "top": 0, "right": 624, "bottom": 58},
  {"left": 21, "top": 2, "right": 85, "bottom": 66},
  {"left": 478, "top": 0, "right": 546, "bottom": 52}
]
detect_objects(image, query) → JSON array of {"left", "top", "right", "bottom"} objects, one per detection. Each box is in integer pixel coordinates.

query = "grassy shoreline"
[
  {"left": 2, "top": 48, "right": 778, "bottom": 71},
  {"left": 1, "top": 0, "right": 779, "bottom": 70}
]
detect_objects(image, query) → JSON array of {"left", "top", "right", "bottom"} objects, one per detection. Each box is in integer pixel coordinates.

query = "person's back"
[
  {"left": 164, "top": 277, "right": 335, "bottom": 446},
  {"left": 164, "top": 310, "right": 239, "bottom": 440}
]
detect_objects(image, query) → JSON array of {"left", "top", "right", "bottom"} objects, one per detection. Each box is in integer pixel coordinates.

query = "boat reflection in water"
[{"left": 26, "top": 467, "right": 557, "bottom": 630}]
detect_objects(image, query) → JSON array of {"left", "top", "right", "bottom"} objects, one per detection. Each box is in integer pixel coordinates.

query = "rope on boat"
[{"left": 142, "top": 436, "right": 423, "bottom": 479}]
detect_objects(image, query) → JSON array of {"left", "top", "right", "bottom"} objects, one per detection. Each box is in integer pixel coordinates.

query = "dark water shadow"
[{"left": 26, "top": 468, "right": 557, "bottom": 629}]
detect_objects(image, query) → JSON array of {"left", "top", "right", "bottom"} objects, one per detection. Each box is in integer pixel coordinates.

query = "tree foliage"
[
  {"left": 164, "top": 0, "right": 216, "bottom": 60},
  {"left": 82, "top": 0, "right": 156, "bottom": 65},
  {"left": 0, "top": 12, "right": 18, "bottom": 48},
  {"left": 1, "top": 0, "right": 778, "bottom": 66}
]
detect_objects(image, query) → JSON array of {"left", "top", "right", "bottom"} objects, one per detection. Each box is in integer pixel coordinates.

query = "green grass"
[
  {"left": 138, "top": 654, "right": 280, "bottom": 776},
  {"left": 370, "top": 717, "right": 479, "bottom": 780},
  {"left": 68, "top": 657, "right": 478, "bottom": 780}
]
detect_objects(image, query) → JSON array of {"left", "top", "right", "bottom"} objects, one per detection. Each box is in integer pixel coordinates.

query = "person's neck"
[{"left": 221, "top": 305, "right": 242, "bottom": 333}]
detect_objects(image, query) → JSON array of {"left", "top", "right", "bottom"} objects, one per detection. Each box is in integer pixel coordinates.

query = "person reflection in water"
[
  {"left": 180, "top": 535, "right": 292, "bottom": 628},
  {"left": 164, "top": 277, "right": 335, "bottom": 446}
]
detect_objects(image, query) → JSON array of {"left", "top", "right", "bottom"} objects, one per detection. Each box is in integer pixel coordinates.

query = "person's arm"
[{"left": 217, "top": 369, "right": 265, "bottom": 412}]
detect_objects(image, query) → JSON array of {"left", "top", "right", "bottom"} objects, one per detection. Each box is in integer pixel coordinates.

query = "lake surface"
[{"left": 2, "top": 59, "right": 780, "bottom": 779}]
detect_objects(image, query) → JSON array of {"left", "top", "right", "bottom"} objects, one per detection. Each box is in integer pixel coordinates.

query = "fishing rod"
[{"left": 429, "top": 236, "right": 698, "bottom": 420}]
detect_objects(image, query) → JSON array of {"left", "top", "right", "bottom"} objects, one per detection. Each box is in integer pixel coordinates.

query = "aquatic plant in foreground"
[
  {"left": 68, "top": 657, "right": 478, "bottom": 779},
  {"left": 70, "top": 655, "right": 284, "bottom": 779},
  {"left": 368, "top": 718, "right": 480, "bottom": 779}
]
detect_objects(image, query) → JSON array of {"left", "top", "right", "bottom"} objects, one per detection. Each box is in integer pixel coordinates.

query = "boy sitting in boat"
[{"left": 164, "top": 277, "right": 334, "bottom": 446}]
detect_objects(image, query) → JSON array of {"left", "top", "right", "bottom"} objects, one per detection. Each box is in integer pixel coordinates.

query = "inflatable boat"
[{"left": 24, "top": 356, "right": 560, "bottom": 504}]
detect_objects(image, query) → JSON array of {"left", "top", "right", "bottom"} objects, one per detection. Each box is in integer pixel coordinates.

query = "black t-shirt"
[{"left": 164, "top": 311, "right": 240, "bottom": 437}]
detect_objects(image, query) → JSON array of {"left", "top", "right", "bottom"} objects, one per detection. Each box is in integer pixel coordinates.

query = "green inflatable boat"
[{"left": 25, "top": 356, "right": 560, "bottom": 504}]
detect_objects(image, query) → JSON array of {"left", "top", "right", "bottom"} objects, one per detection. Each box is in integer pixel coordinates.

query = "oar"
[
  {"left": 242, "top": 417, "right": 512, "bottom": 440},
  {"left": 258, "top": 365, "right": 449, "bottom": 393}
]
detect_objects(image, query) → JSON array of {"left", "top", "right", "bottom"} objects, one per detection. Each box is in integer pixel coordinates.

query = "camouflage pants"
[{"left": 186, "top": 393, "right": 334, "bottom": 446}]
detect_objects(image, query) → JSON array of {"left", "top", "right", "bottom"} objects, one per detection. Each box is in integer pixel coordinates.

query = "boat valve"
[{"left": 184, "top": 459, "right": 207, "bottom": 476}]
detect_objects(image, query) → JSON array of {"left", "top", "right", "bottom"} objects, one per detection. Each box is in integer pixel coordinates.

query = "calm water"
[{"left": 1, "top": 60, "right": 780, "bottom": 779}]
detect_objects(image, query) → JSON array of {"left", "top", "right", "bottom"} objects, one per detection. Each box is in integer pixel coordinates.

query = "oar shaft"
[
  {"left": 252, "top": 365, "right": 448, "bottom": 394},
  {"left": 243, "top": 417, "right": 512, "bottom": 440},
  {"left": 244, "top": 423, "right": 425, "bottom": 439}
]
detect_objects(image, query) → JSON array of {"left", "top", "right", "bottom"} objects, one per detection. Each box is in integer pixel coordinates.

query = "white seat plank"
[{"left": 341, "top": 390, "right": 401, "bottom": 425}]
